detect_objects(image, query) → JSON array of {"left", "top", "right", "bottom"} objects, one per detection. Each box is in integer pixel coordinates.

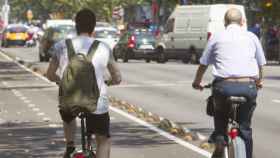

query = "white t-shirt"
[{"left": 52, "top": 36, "right": 112, "bottom": 114}]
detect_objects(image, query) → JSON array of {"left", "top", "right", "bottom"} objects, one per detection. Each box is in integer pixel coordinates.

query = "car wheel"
[
  {"left": 190, "top": 53, "right": 200, "bottom": 64},
  {"left": 157, "top": 48, "right": 166, "bottom": 63},
  {"left": 182, "top": 53, "right": 191, "bottom": 64},
  {"left": 113, "top": 50, "right": 118, "bottom": 62},
  {"left": 39, "top": 54, "right": 44, "bottom": 62},
  {"left": 145, "top": 59, "right": 151, "bottom": 63},
  {"left": 122, "top": 51, "right": 128, "bottom": 63}
]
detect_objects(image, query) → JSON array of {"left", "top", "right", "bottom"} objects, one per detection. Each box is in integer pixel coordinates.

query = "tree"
[{"left": 8, "top": 0, "right": 150, "bottom": 23}]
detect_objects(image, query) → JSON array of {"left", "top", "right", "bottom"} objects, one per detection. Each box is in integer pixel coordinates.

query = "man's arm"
[
  {"left": 46, "top": 57, "right": 60, "bottom": 83},
  {"left": 192, "top": 34, "right": 215, "bottom": 90},
  {"left": 252, "top": 34, "right": 266, "bottom": 89},
  {"left": 255, "top": 66, "right": 264, "bottom": 89},
  {"left": 192, "top": 65, "right": 208, "bottom": 90},
  {"left": 107, "top": 53, "right": 121, "bottom": 85}
]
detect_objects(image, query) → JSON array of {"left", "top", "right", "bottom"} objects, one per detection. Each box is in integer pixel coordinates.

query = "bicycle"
[
  {"left": 204, "top": 84, "right": 247, "bottom": 158},
  {"left": 71, "top": 112, "right": 96, "bottom": 158}
]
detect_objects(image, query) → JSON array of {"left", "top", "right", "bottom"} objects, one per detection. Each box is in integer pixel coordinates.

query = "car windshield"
[
  {"left": 95, "top": 30, "right": 118, "bottom": 39},
  {"left": 8, "top": 26, "right": 28, "bottom": 33},
  {"left": 50, "top": 25, "right": 75, "bottom": 41},
  {"left": 134, "top": 31, "right": 155, "bottom": 41}
]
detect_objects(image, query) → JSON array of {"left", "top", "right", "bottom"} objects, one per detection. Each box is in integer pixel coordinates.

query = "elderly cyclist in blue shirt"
[{"left": 192, "top": 8, "right": 266, "bottom": 158}]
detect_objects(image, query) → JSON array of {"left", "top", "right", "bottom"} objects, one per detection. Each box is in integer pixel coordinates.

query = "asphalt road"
[
  {"left": 1, "top": 47, "right": 280, "bottom": 158},
  {"left": 0, "top": 47, "right": 210, "bottom": 158}
]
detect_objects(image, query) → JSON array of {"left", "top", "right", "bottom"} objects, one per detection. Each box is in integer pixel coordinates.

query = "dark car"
[
  {"left": 113, "top": 29, "right": 156, "bottom": 63},
  {"left": 1, "top": 24, "right": 29, "bottom": 47},
  {"left": 38, "top": 25, "right": 75, "bottom": 61}
]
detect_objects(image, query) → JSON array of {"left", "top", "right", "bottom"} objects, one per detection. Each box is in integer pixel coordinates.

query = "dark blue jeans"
[{"left": 212, "top": 79, "right": 257, "bottom": 158}]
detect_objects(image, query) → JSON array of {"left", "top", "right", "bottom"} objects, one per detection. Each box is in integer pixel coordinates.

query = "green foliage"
[{"left": 8, "top": 0, "right": 153, "bottom": 22}]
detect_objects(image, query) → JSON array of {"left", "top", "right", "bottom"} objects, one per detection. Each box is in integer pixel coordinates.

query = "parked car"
[
  {"left": 95, "top": 26, "right": 119, "bottom": 50},
  {"left": 1, "top": 24, "right": 29, "bottom": 47},
  {"left": 155, "top": 4, "right": 247, "bottom": 64},
  {"left": 113, "top": 29, "right": 156, "bottom": 63},
  {"left": 39, "top": 25, "right": 75, "bottom": 62}
]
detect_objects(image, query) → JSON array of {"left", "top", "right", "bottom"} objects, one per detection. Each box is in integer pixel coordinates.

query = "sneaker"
[
  {"left": 211, "top": 149, "right": 224, "bottom": 158},
  {"left": 63, "top": 146, "right": 75, "bottom": 158},
  {"left": 211, "top": 136, "right": 225, "bottom": 158}
]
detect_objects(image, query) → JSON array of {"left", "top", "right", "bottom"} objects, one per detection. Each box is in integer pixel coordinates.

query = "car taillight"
[
  {"left": 128, "top": 35, "right": 136, "bottom": 48},
  {"left": 27, "top": 33, "right": 33, "bottom": 40},
  {"left": 5, "top": 32, "right": 10, "bottom": 38},
  {"left": 207, "top": 32, "right": 212, "bottom": 40},
  {"left": 73, "top": 153, "right": 86, "bottom": 158},
  {"left": 228, "top": 128, "right": 238, "bottom": 140}
]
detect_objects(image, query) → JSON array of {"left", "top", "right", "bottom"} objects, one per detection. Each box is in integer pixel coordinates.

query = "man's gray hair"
[{"left": 224, "top": 8, "right": 243, "bottom": 25}]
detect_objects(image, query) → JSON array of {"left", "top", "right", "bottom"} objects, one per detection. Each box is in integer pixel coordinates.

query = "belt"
[{"left": 223, "top": 77, "right": 255, "bottom": 82}]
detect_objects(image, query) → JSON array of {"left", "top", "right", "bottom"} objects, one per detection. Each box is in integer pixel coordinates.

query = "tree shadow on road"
[
  {"left": 111, "top": 121, "right": 174, "bottom": 148},
  {"left": 0, "top": 120, "right": 175, "bottom": 157},
  {"left": 0, "top": 121, "right": 65, "bottom": 158}
]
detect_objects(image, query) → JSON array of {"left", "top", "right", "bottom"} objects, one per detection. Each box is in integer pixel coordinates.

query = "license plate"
[{"left": 139, "top": 44, "right": 154, "bottom": 49}]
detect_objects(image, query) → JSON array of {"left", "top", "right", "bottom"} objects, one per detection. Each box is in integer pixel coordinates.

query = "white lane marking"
[
  {"left": 0, "top": 51, "right": 211, "bottom": 157},
  {"left": 37, "top": 112, "right": 45, "bottom": 116},
  {"left": 110, "top": 117, "right": 116, "bottom": 120},
  {"left": 32, "top": 108, "right": 40, "bottom": 112},
  {"left": 11, "top": 89, "right": 18, "bottom": 93},
  {"left": 56, "top": 130, "right": 64, "bottom": 136},
  {"left": 14, "top": 92, "right": 23, "bottom": 97},
  {"left": 19, "top": 96, "right": 27, "bottom": 100},
  {"left": 28, "top": 104, "right": 36, "bottom": 108},
  {"left": 272, "top": 99, "right": 280, "bottom": 103},
  {"left": 110, "top": 106, "right": 211, "bottom": 157},
  {"left": 23, "top": 100, "right": 31, "bottom": 104},
  {"left": 2, "top": 81, "right": 8, "bottom": 86},
  {"left": 49, "top": 124, "right": 62, "bottom": 128},
  {"left": 43, "top": 117, "right": 51, "bottom": 122}
]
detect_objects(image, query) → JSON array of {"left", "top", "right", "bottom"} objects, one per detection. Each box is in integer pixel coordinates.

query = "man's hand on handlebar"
[
  {"left": 192, "top": 80, "right": 204, "bottom": 91},
  {"left": 255, "top": 79, "right": 263, "bottom": 89}
]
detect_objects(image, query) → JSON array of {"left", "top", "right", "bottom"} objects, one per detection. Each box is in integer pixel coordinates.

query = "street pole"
[{"left": 2, "top": 0, "right": 9, "bottom": 27}]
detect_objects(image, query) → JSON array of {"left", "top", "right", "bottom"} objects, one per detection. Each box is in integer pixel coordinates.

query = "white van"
[{"left": 155, "top": 4, "right": 247, "bottom": 63}]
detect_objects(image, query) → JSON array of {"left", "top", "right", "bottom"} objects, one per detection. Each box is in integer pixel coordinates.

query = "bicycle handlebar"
[{"left": 203, "top": 83, "right": 212, "bottom": 89}]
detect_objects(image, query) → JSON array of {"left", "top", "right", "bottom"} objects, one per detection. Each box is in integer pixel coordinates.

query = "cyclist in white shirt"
[{"left": 192, "top": 8, "right": 266, "bottom": 158}]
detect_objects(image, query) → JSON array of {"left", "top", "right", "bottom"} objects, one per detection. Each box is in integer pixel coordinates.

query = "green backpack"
[{"left": 59, "top": 39, "right": 100, "bottom": 114}]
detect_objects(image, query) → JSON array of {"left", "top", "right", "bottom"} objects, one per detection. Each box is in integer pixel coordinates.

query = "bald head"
[{"left": 224, "top": 8, "right": 243, "bottom": 27}]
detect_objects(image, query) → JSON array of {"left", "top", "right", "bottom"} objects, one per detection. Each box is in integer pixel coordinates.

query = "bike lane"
[{"left": 0, "top": 52, "right": 210, "bottom": 158}]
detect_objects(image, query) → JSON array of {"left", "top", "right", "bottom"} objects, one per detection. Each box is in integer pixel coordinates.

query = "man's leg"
[
  {"left": 238, "top": 88, "right": 257, "bottom": 158},
  {"left": 59, "top": 109, "right": 77, "bottom": 158},
  {"left": 86, "top": 112, "right": 111, "bottom": 158},
  {"left": 212, "top": 94, "right": 229, "bottom": 158},
  {"left": 95, "top": 134, "right": 111, "bottom": 158},
  {"left": 63, "top": 119, "right": 77, "bottom": 146}
]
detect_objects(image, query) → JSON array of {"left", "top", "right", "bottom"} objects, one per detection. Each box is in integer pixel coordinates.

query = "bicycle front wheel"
[{"left": 228, "top": 136, "right": 246, "bottom": 158}]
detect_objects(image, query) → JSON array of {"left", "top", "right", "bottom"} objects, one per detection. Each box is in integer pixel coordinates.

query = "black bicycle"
[
  {"left": 71, "top": 112, "right": 96, "bottom": 158},
  {"left": 204, "top": 84, "right": 247, "bottom": 158}
]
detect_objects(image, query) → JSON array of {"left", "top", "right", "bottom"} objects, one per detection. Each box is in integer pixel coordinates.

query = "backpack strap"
[
  {"left": 86, "top": 40, "right": 100, "bottom": 62},
  {"left": 65, "top": 39, "right": 76, "bottom": 60}
]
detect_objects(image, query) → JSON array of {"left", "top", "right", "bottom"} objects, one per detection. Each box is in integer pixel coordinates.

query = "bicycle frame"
[
  {"left": 72, "top": 113, "right": 96, "bottom": 158},
  {"left": 225, "top": 97, "right": 247, "bottom": 158}
]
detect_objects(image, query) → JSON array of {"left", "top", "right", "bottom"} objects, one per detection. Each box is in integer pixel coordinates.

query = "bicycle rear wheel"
[{"left": 228, "top": 136, "right": 246, "bottom": 158}]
